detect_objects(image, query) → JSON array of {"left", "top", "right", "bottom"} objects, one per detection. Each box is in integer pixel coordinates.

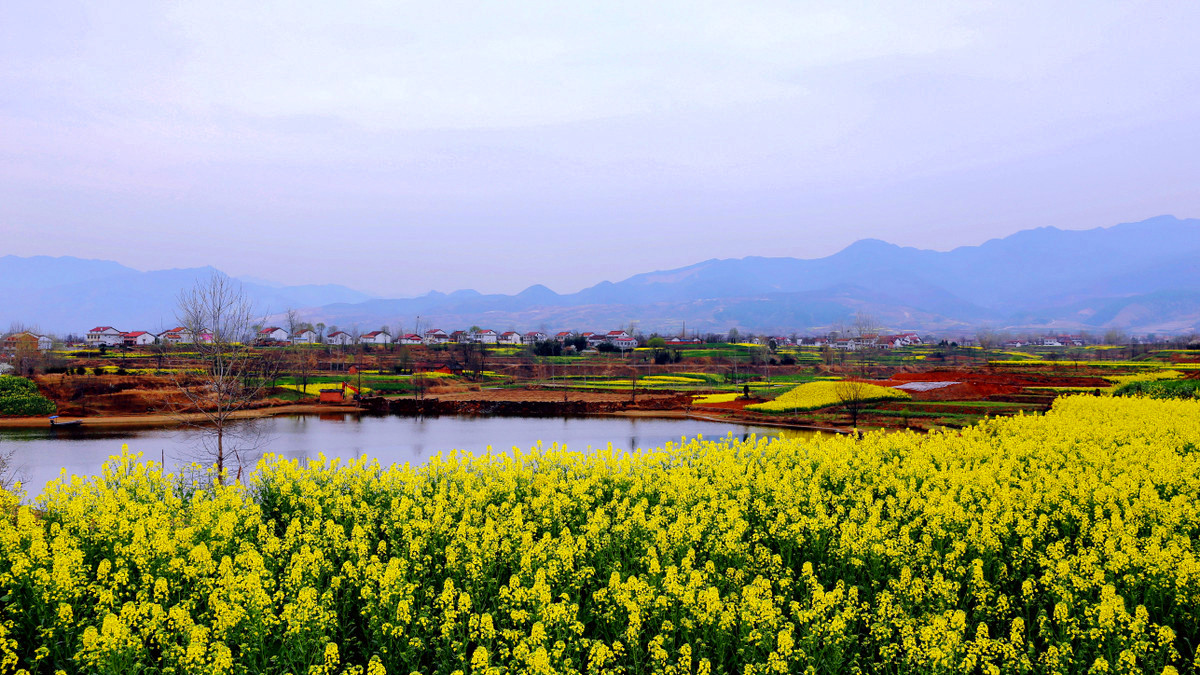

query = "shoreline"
[
  {"left": 0, "top": 401, "right": 851, "bottom": 434},
  {"left": 0, "top": 404, "right": 366, "bottom": 429}
]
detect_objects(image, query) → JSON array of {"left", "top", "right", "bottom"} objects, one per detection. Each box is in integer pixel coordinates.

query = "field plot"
[{"left": 2, "top": 396, "right": 1198, "bottom": 674}]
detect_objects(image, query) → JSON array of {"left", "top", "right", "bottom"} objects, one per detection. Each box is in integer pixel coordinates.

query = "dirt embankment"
[{"left": 0, "top": 404, "right": 363, "bottom": 429}]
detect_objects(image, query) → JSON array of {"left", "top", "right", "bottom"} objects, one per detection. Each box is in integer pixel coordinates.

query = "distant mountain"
[
  {"left": 296, "top": 215, "right": 1200, "bottom": 336},
  {"left": 4, "top": 216, "right": 1198, "bottom": 336},
  {"left": 0, "top": 261, "right": 374, "bottom": 334}
]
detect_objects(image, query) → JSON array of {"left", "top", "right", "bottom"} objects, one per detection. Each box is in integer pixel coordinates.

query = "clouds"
[{"left": 1, "top": 2, "right": 1198, "bottom": 296}]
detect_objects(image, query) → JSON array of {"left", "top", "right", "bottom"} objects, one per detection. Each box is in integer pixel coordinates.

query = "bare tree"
[
  {"left": 852, "top": 311, "right": 878, "bottom": 339},
  {"left": 172, "top": 272, "right": 270, "bottom": 483},
  {"left": 835, "top": 379, "right": 872, "bottom": 428},
  {"left": 282, "top": 308, "right": 299, "bottom": 338}
]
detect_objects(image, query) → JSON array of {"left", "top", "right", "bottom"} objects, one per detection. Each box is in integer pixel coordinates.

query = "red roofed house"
[
  {"left": 606, "top": 330, "right": 637, "bottom": 350},
  {"left": 257, "top": 327, "right": 290, "bottom": 343},
  {"left": 470, "top": 329, "right": 498, "bottom": 344},
  {"left": 423, "top": 328, "right": 449, "bottom": 345},
  {"left": 499, "top": 331, "right": 523, "bottom": 345},
  {"left": 86, "top": 326, "right": 125, "bottom": 347},
  {"left": 326, "top": 331, "right": 353, "bottom": 346},
  {"left": 523, "top": 331, "right": 548, "bottom": 344},
  {"left": 398, "top": 334, "right": 423, "bottom": 345},
  {"left": 359, "top": 330, "right": 393, "bottom": 345},
  {"left": 122, "top": 331, "right": 156, "bottom": 347}
]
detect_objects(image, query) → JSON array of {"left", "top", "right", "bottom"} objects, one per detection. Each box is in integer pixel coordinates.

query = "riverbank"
[
  {"left": 0, "top": 395, "right": 851, "bottom": 434},
  {"left": 0, "top": 404, "right": 365, "bottom": 429}
]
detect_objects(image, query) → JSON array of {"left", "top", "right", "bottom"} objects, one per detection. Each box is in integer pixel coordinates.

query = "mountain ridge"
[{"left": 3, "top": 215, "right": 1198, "bottom": 336}]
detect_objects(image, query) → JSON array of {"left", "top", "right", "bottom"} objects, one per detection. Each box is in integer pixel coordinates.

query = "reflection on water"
[{"left": 0, "top": 414, "right": 821, "bottom": 498}]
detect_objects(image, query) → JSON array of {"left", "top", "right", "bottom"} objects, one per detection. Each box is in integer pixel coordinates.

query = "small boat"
[{"left": 49, "top": 416, "right": 83, "bottom": 427}]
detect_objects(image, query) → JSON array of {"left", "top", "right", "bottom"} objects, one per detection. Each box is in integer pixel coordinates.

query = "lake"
[{"left": 0, "top": 413, "right": 813, "bottom": 497}]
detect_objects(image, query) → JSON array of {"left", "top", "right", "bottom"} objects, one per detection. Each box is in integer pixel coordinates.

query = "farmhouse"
[
  {"left": 554, "top": 331, "right": 574, "bottom": 342},
  {"left": 326, "top": 331, "right": 353, "bottom": 346},
  {"left": 122, "top": 331, "right": 156, "bottom": 347},
  {"left": 86, "top": 326, "right": 125, "bottom": 347},
  {"left": 499, "top": 331, "right": 523, "bottom": 346},
  {"left": 158, "top": 327, "right": 211, "bottom": 344},
  {"left": 292, "top": 329, "right": 319, "bottom": 344},
  {"left": 523, "top": 331, "right": 548, "bottom": 344},
  {"left": 606, "top": 330, "right": 637, "bottom": 350},
  {"left": 470, "top": 329, "right": 498, "bottom": 344},
  {"left": 2, "top": 332, "right": 53, "bottom": 354},
  {"left": 158, "top": 327, "right": 185, "bottom": 344},
  {"left": 359, "top": 330, "right": 393, "bottom": 345},
  {"left": 397, "top": 334, "right": 423, "bottom": 345},
  {"left": 423, "top": 328, "right": 449, "bottom": 344},
  {"left": 257, "top": 327, "right": 290, "bottom": 343}
]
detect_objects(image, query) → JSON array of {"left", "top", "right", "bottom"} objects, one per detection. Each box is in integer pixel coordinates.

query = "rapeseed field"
[
  {"left": 746, "top": 380, "right": 910, "bottom": 413},
  {"left": 1, "top": 396, "right": 1197, "bottom": 674}
]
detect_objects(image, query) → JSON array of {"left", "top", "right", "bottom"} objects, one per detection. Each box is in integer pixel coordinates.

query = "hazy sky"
[{"left": 2, "top": 2, "right": 1198, "bottom": 296}]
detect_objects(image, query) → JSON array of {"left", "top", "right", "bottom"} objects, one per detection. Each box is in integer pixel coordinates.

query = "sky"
[{"left": 2, "top": 1, "right": 1198, "bottom": 297}]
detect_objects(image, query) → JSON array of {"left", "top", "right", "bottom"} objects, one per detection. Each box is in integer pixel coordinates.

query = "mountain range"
[{"left": 3, "top": 215, "right": 1199, "bottom": 336}]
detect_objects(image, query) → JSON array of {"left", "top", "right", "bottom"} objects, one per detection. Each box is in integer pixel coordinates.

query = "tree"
[
  {"left": 173, "top": 272, "right": 269, "bottom": 483},
  {"left": 835, "top": 379, "right": 872, "bottom": 428},
  {"left": 647, "top": 336, "right": 668, "bottom": 364},
  {"left": 284, "top": 308, "right": 301, "bottom": 340}
]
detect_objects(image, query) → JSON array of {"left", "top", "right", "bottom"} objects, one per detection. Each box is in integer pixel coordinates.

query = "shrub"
[{"left": 0, "top": 375, "right": 56, "bottom": 416}]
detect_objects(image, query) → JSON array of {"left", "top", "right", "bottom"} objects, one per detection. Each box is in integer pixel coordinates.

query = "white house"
[
  {"left": 523, "top": 331, "right": 548, "bottom": 344},
  {"left": 159, "top": 327, "right": 185, "bottom": 344},
  {"left": 359, "top": 330, "right": 393, "bottom": 345},
  {"left": 122, "top": 331, "right": 157, "bottom": 346},
  {"left": 86, "top": 326, "right": 125, "bottom": 347},
  {"left": 158, "top": 327, "right": 210, "bottom": 344},
  {"left": 257, "top": 327, "right": 290, "bottom": 343},
  {"left": 292, "top": 329, "right": 319, "bottom": 344},
  {"left": 499, "top": 331, "right": 523, "bottom": 345},
  {"left": 327, "top": 331, "right": 353, "bottom": 346},
  {"left": 554, "top": 331, "right": 574, "bottom": 342},
  {"left": 471, "top": 329, "right": 498, "bottom": 344},
  {"left": 606, "top": 330, "right": 637, "bottom": 350},
  {"left": 423, "top": 328, "right": 449, "bottom": 344},
  {"left": 584, "top": 332, "right": 606, "bottom": 348},
  {"left": 398, "top": 333, "right": 423, "bottom": 345}
]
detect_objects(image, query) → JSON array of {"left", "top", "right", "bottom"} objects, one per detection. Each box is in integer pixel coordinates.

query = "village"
[{"left": 3, "top": 321, "right": 1118, "bottom": 355}]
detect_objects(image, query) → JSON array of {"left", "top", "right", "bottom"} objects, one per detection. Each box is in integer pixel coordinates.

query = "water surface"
[{"left": 0, "top": 414, "right": 811, "bottom": 496}]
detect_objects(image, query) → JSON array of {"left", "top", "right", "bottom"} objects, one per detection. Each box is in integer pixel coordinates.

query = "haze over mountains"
[{"left": 4, "top": 216, "right": 1198, "bottom": 336}]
